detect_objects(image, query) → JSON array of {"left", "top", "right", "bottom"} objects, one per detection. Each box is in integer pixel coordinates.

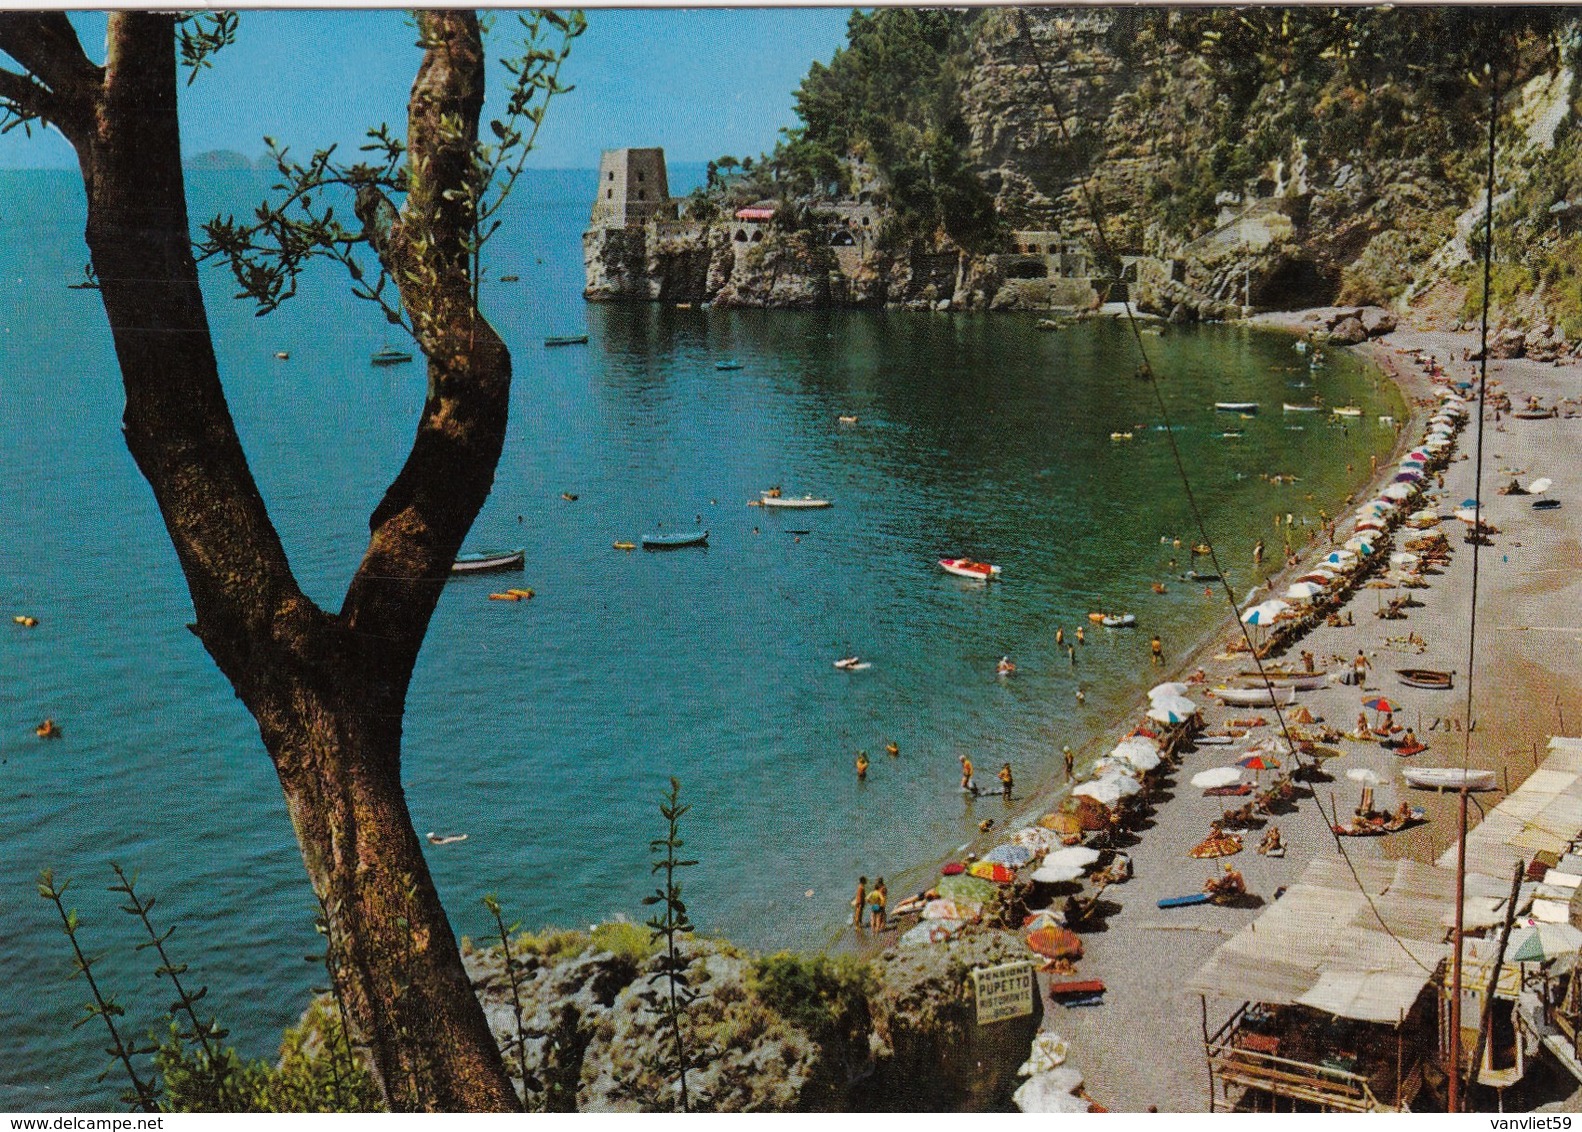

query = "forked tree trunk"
[{"left": 1, "top": 11, "right": 521, "bottom": 1110}]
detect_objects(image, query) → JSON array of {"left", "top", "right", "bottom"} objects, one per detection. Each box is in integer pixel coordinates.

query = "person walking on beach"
[
  {"left": 851, "top": 876, "right": 867, "bottom": 929},
  {"left": 998, "top": 761, "right": 1014, "bottom": 798},
  {"left": 868, "top": 878, "right": 887, "bottom": 932},
  {"left": 1353, "top": 649, "right": 1370, "bottom": 686},
  {"left": 1063, "top": 745, "right": 1075, "bottom": 779},
  {"left": 856, "top": 750, "right": 870, "bottom": 781},
  {"left": 960, "top": 754, "right": 976, "bottom": 793},
  {"left": 1150, "top": 635, "right": 1164, "bottom": 666},
  {"left": 1301, "top": 649, "right": 1315, "bottom": 674},
  {"left": 1253, "top": 538, "right": 1265, "bottom": 567}
]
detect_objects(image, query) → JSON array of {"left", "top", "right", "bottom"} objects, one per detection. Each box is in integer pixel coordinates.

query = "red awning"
[{"left": 735, "top": 208, "right": 775, "bottom": 221}]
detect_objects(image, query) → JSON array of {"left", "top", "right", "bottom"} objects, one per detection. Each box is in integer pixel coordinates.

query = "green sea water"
[{"left": 0, "top": 169, "right": 1403, "bottom": 1105}]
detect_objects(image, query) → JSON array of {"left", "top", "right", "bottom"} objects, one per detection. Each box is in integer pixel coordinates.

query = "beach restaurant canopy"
[
  {"left": 1437, "top": 736, "right": 1582, "bottom": 884},
  {"left": 1188, "top": 857, "right": 1455, "bottom": 1023}
]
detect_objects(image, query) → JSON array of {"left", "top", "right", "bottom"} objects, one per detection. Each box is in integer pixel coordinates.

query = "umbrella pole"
[{"left": 1465, "top": 860, "right": 1526, "bottom": 1101}]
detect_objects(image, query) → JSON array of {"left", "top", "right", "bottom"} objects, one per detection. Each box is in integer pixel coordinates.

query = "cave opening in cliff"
[{"left": 1254, "top": 259, "right": 1336, "bottom": 311}]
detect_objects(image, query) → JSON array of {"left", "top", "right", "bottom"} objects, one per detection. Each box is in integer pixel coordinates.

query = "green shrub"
[
  {"left": 590, "top": 920, "right": 657, "bottom": 962},
  {"left": 750, "top": 953, "right": 873, "bottom": 1044}
]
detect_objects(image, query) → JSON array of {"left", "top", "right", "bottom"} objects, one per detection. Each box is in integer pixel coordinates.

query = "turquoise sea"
[{"left": 0, "top": 168, "right": 1403, "bottom": 1106}]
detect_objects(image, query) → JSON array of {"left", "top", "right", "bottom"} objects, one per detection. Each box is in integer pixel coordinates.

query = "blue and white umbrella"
[{"left": 984, "top": 843, "right": 1035, "bottom": 868}]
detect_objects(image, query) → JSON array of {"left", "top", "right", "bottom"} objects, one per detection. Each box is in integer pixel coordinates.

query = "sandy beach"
[{"left": 1032, "top": 310, "right": 1582, "bottom": 1112}]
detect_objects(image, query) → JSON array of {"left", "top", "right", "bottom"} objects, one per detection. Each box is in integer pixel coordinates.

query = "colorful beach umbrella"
[
  {"left": 1010, "top": 826, "right": 1067, "bottom": 854},
  {"left": 1037, "top": 812, "right": 1083, "bottom": 835},
  {"left": 1026, "top": 925, "right": 1084, "bottom": 960},
  {"left": 983, "top": 843, "right": 1035, "bottom": 868},
  {"left": 937, "top": 872, "right": 997, "bottom": 903},
  {"left": 1394, "top": 470, "right": 1424, "bottom": 483},
  {"left": 1238, "top": 754, "right": 1281, "bottom": 770},
  {"left": 1362, "top": 696, "right": 1401, "bottom": 713}
]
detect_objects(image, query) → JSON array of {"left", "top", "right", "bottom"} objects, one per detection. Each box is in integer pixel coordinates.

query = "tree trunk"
[{"left": 3, "top": 11, "right": 523, "bottom": 1110}]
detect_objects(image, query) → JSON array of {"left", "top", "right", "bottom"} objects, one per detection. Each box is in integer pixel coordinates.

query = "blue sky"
[{"left": 0, "top": 9, "right": 853, "bottom": 169}]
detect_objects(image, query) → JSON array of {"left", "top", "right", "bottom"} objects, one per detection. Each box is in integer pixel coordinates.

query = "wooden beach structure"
[{"left": 1189, "top": 858, "right": 1458, "bottom": 1112}]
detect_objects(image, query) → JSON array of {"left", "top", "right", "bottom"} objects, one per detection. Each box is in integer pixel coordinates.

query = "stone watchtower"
[{"left": 589, "top": 147, "right": 673, "bottom": 228}]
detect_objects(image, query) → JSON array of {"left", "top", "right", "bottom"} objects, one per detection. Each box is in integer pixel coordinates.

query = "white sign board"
[{"left": 972, "top": 960, "right": 1034, "bottom": 1025}]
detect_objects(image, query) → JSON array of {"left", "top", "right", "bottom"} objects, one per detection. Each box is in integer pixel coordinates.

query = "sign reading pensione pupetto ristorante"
[{"left": 971, "top": 960, "right": 1035, "bottom": 1025}]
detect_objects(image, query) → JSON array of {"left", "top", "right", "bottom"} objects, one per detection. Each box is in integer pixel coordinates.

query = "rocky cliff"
[{"left": 459, "top": 926, "right": 1038, "bottom": 1112}]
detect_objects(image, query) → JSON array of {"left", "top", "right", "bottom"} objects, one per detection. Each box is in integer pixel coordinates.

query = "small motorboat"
[
  {"left": 760, "top": 493, "right": 832, "bottom": 509},
  {"left": 1403, "top": 767, "right": 1496, "bottom": 791},
  {"left": 1211, "top": 684, "right": 1296, "bottom": 707},
  {"left": 642, "top": 530, "right": 709, "bottom": 549},
  {"left": 1182, "top": 570, "right": 1221, "bottom": 583},
  {"left": 274, "top": 350, "right": 290, "bottom": 360},
  {"left": 1396, "top": 668, "right": 1454, "bottom": 690},
  {"left": 834, "top": 656, "right": 870, "bottom": 671},
  {"left": 1282, "top": 402, "right": 1323, "bottom": 412},
  {"left": 1215, "top": 402, "right": 1258, "bottom": 413},
  {"left": 544, "top": 334, "right": 589, "bottom": 347},
  {"left": 1110, "top": 431, "right": 1134, "bottom": 441},
  {"left": 499, "top": 274, "right": 520, "bottom": 282},
  {"left": 451, "top": 549, "right": 525, "bottom": 574},
  {"left": 1331, "top": 405, "right": 1363, "bottom": 418},
  {"left": 715, "top": 360, "right": 744, "bottom": 371},
  {"left": 837, "top": 415, "right": 859, "bottom": 424},
  {"left": 1101, "top": 613, "right": 1136, "bottom": 628},
  {"left": 1218, "top": 430, "right": 1244, "bottom": 439},
  {"left": 371, "top": 345, "right": 414, "bottom": 366},
  {"left": 940, "top": 558, "right": 1001, "bottom": 580},
  {"left": 613, "top": 541, "right": 636, "bottom": 551},
  {"left": 1534, "top": 499, "right": 1562, "bottom": 510}
]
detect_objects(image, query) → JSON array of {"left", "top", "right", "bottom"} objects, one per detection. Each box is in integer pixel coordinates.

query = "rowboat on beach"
[
  {"left": 1402, "top": 767, "right": 1497, "bottom": 792},
  {"left": 451, "top": 549, "right": 525, "bottom": 574},
  {"left": 940, "top": 558, "right": 1001, "bottom": 580},
  {"left": 1211, "top": 684, "right": 1296, "bottom": 707},
  {"left": 760, "top": 493, "right": 832, "bottom": 509},
  {"left": 642, "top": 530, "right": 709, "bottom": 549},
  {"left": 1396, "top": 668, "right": 1454, "bottom": 689},
  {"left": 1236, "top": 668, "right": 1328, "bottom": 691},
  {"left": 1215, "top": 402, "right": 1258, "bottom": 413}
]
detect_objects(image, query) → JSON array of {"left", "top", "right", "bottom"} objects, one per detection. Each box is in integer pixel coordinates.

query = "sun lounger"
[
  {"left": 1157, "top": 893, "right": 1213, "bottom": 908},
  {"left": 1048, "top": 979, "right": 1106, "bottom": 998}
]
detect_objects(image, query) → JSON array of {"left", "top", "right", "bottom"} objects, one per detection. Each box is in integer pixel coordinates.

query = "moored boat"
[
  {"left": 1282, "top": 402, "right": 1323, "bottom": 412},
  {"left": 1101, "top": 613, "right": 1137, "bottom": 628},
  {"left": 1396, "top": 667, "right": 1454, "bottom": 689},
  {"left": 715, "top": 360, "right": 744, "bottom": 371},
  {"left": 371, "top": 345, "right": 414, "bottom": 366},
  {"left": 760, "top": 493, "right": 832, "bottom": 509},
  {"left": 451, "top": 549, "right": 525, "bottom": 574},
  {"left": 1402, "top": 767, "right": 1497, "bottom": 792},
  {"left": 642, "top": 530, "right": 709, "bottom": 549},
  {"left": 1237, "top": 668, "right": 1328, "bottom": 690},
  {"left": 544, "top": 334, "right": 589, "bottom": 347},
  {"left": 940, "top": 558, "right": 1001, "bottom": 580},
  {"left": 1211, "top": 684, "right": 1296, "bottom": 707},
  {"left": 1215, "top": 402, "right": 1258, "bottom": 413},
  {"left": 1331, "top": 405, "right": 1363, "bottom": 417}
]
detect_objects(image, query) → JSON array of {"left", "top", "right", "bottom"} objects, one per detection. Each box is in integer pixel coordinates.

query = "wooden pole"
[
  {"left": 1465, "top": 860, "right": 1526, "bottom": 1102},
  {"left": 1201, "top": 995, "right": 1216, "bottom": 1113},
  {"left": 1449, "top": 785, "right": 1468, "bottom": 1113},
  {"left": 1397, "top": 1008, "right": 1405, "bottom": 1111}
]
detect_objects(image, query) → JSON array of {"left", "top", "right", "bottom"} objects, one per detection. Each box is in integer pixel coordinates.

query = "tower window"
[
  {"left": 638, "top": 190, "right": 646, "bottom": 200},
  {"left": 637, "top": 172, "right": 645, "bottom": 182},
  {"left": 608, "top": 171, "right": 614, "bottom": 181},
  {"left": 607, "top": 189, "right": 613, "bottom": 199}
]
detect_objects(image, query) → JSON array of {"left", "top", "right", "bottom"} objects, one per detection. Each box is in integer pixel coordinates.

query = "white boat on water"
[
  {"left": 1402, "top": 767, "right": 1497, "bottom": 792},
  {"left": 761, "top": 493, "right": 832, "bottom": 509},
  {"left": 940, "top": 558, "right": 1001, "bottom": 580},
  {"left": 1283, "top": 402, "right": 1323, "bottom": 412},
  {"left": 1211, "top": 684, "right": 1296, "bottom": 707},
  {"left": 1331, "top": 405, "right": 1363, "bottom": 418},
  {"left": 1215, "top": 402, "right": 1259, "bottom": 413}
]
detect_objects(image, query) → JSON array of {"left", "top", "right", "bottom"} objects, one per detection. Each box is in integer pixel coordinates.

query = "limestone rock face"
[
  {"left": 1326, "top": 315, "right": 1368, "bottom": 344},
  {"left": 1490, "top": 326, "right": 1529, "bottom": 359}
]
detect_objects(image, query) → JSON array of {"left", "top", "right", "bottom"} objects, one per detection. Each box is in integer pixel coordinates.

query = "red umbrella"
[
  {"left": 1026, "top": 925, "right": 1084, "bottom": 960},
  {"left": 1238, "top": 754, "right": 1281, "bottom": 770},
  {"left": 1362, "top": 697, "right": 1401, "bottom": 713}
]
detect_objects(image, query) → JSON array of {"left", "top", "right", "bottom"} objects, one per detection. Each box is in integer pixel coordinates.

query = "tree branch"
[
  {"left": 0, "top": 13, "right": 102, "bottom": 139},
  {"left": 0, "top": 65, "right": 60, "bottom": 127}
]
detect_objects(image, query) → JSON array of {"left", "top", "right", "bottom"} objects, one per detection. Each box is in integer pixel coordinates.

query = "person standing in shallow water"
[
  {"left": 1064, "top": 745, "right": 1075, "bottom": 780},
  {"left": 851, "top": 876, "right": 867, "bottom": 929},
  {"left": 855, "top": 750, "right": 870, "bottom": 781},
  {"left": 959, "top": 754, "right": 976, "bottom": 793},
  {"left": 998, "top": 761, "right": 1014, "bottom": 798},
  {"left": 1150, "top": 635, "right": 1164, "bottom": 666},
  {"left": 868, "top": 877, "right": 887, "bottom": 931}
]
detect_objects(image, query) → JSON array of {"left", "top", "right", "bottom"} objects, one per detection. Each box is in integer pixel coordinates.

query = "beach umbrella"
[
  {"left": 1296, "top": 572, "right": 1334, "bottom": 585},
  {"left": 1112, "top": 746, "right": 1163, "bottom": 773},
  {"left": 1343, "top": 536, "right": 1376, "bottom": 554},
  {"left": 1113, "top": 734, "right": 1161, "bottom": 756},
  {"left": 1461, "top": 499, "right": 1480, "bottom": 508},
  {"left": 1072, "top": 779, "right": 1125, "bottom": 807},
  {"left": 1394, "top": 470, "right": 1424, "bottom": 483},
  {"left": 1407, "top": 509, "right": 1439, "bottom": 524},
  {"left": 1151, "top": 693, "right": 1197, "bottom": 717},
  {"left": 900, "top": 918, "right": 967, "bottom": 948},
  {"left": 1238, "top": 754, "right": 1281, "bottom": 771},
  {"left": 1044, "top": 845, "right": 1102, "bottom": 871},
  {"left": 1507, "top": 922, "right": 1582, "bottom": 963},
  {"left": 1356, "top": 518, "right": 1387, "bottom": 532},
  {"left": 1010, "top": 826, "right": 1066, "bottom": 854},
  {"left": 1531, "top": 477, "right": 1553, "bottom": 495},
  {"left": 1029, "top": 859, "right": 1088, "bottom": 885},
  {"left": 1147, "top": 704, "right": 1192, "bottom": 725},
  {"left": 1285, "top": 581, "right": 1325, "bottom": 601},
  {"left": 1191, "top": 766, "right": 1244, "bottom": 789},
  {"left": 1346, "top": 767, "right": 1382, "bottom": 785},
  {"left": 1149, "top": 681, "right": 1190, "bottom": 700},
  {"left": 937, "top": 873, "right": 997, "bottom": 903},
  {"left": 1362, "top": 696, "right": 1401, "bottom": 713},
  {"left": 1381, "top": 482, "right": 1413, "bottom": 502},
  {"left": 1454, "top": 507, "right": 1480, "bottom": 524},
  {"left": 968, "top": 860, "right": 1018, "bottom": 884},
  {"left": 922, "top": 899, "right": 973, "bottom": 921},
  {"left": 1323, "top": 550, "right": 1358, "bottom": 566},
  {"left": 1025, "top": 925, "right": 1084, "bottom": 960},
  {"left": 1242, "top": 599, "right": 1290, "bottom": 625},
  {"left": 1092, "top": 756, "right": 1141, "bottom": 780},
  {"left": 984, "top": 843, "right": 1035, "bottom": 868},
  {"left": 1037, "top": 812, "right": 1083, "bottom": 835},
  {"left": 1389, "top": 551, "right": 1421, "bottom": 567}
]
